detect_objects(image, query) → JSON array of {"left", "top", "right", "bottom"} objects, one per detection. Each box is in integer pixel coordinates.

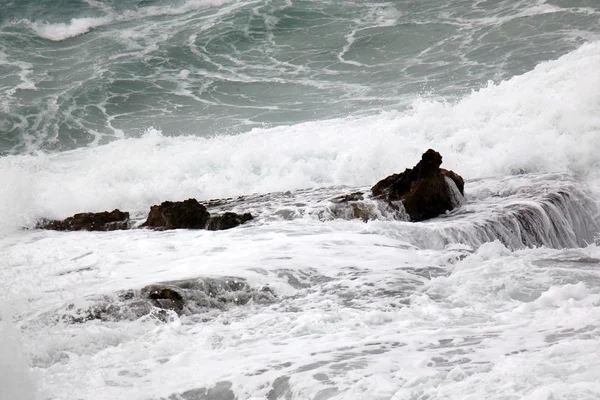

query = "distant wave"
[
  {"left": 28, "top": 17, "right": 111, "bottom": 41},
  {"left": 23, "top": 0, "right": 234, "bottom": 41}
]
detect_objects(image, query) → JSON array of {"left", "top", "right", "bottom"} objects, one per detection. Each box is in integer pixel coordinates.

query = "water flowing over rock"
[
  {"left": 57, "top": 277, "right": 276, "bottom": 324},
  {"left": 36, "top": 209, "right": 130, "bottom": 231},
  {"left": 371, "top": 149, "right": 465, "bottom": 221},
  {"left": 429, "top": 174, "right": 600, "bottom": 250}
]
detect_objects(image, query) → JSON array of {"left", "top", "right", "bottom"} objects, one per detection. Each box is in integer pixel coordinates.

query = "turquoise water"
[{"left": 1, "top": 0, "right": 599, "bottom": 153}]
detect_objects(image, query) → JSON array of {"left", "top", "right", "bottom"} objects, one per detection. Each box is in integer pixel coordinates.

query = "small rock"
[{"left": 37, "top": 209, "right": 129, "bottom": 231}]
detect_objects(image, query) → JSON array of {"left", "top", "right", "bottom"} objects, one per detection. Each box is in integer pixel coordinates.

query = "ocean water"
[{"left": 1, "top": 0, "right": 600, "bottom": 399}]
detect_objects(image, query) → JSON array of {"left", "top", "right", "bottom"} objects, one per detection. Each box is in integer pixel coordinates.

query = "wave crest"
[{"left": 23, "top": 0, "right": 233, "bottom": 41}]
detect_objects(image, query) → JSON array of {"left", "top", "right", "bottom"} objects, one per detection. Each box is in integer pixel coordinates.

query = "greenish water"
[{"left": 1, "top": 0, "right": 599, "bottom": 154}]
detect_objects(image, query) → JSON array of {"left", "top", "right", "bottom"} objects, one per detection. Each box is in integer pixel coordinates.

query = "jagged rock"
[
  {"left": 207, "top": 212, "right": 254, "bottom": 231},
  {"left": 37, "top": 209, "right": 129, "bottom": 231},
  {"left": 371, "top": 149, "right": 464, "bottom": 221},
  {"left": 141, "top": 198, "right": 211, "bottom": 229}
]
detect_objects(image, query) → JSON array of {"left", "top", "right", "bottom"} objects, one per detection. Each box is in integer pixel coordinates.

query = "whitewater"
[{"left": 2, "top": 0, "right": 600, "bottom": 399}]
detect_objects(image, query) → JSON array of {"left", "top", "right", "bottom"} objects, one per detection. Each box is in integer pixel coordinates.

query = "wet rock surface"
[
  {"left": 207, "top": 212, "right": 254, "bottom": 231},
  {"left": 371, "top": 149, "right": 465, "bottom": 221},
  {"left": 58, "top": 276, "right": 276, "bottom": 324},
  {"left": 141, "top": 198, "right": 211, "bottom": 229},
  {"left": 35, "top": 150, "right": 465, "bottom": 230},
  {"left": 37, "top": 199, "right": 254, "bottom": 232},
  {"left": 36, "top": 209, "right": 130, "bottom": 231}
]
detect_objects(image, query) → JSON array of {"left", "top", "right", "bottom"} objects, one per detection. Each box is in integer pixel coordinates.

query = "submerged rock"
[
  {"left": 57, "top": 277, "right": 276, "bottom": 324},
  {"left": 207, "top": 212, "right": 254, "bottom": 231},
  {"left": 36, "top": 209, "right": 130, "bottom": 231},
  {"left": 328, "top": 192, "right": 379, "bottom": 222},
  {"left": 371, "top": 149, "right": 465, "bottom": 221},
  {"left": 144, "top": 287, "right": 185, "bottom": 313},
  {"left": 35, "top": 150, "right": 462, "bottom": 231}
]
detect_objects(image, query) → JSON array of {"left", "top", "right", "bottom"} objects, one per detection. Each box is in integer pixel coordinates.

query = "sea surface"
[{"left": 1, "top": 0, "right": 600, "bottom": 399}]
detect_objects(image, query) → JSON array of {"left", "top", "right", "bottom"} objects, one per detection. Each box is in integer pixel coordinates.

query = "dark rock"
[
  {"left": 207, "top": 212, "right": 254, "bottom": 231},
  {"left": 141, "top": 198, "right": 253, "bottom": 230},
  {"left": 141, "top": 198, "right": 210, "bottom": 229},
  {"left": 37, "top": 209, "right": 129, "bottom": 231},
  {"left": 371, "top": 149, "right": 464, "bottom": 221}
]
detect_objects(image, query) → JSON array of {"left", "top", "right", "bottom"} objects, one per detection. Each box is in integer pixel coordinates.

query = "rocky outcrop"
[
  {"left": 35, "top": 149, "right": 463, "bottom": 231},
  {"left": 36, "top": 209, "right": 130, "bottom": 231},
  {"left": 141, "top": 198, "right": 211, "bottom": 229},
  {"left": 37, "top": 199, "right": 253, "bottom": 232},
  {"left": 140, "top": 198, "right": 253, "bottom": 230},
  {"left": 371, "top": 149, "right": 465, "bottom": 221}
]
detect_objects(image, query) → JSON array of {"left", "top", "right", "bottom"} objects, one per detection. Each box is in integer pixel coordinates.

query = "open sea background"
[{"left": 1, "top": 0, "right": 600, "bottom": 399}]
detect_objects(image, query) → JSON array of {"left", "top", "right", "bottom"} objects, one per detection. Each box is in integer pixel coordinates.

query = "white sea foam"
[
  {"left": 0, "top": 308, "right": 36, "bottom": 400},
  {"left": 2, "top": 39, "right": 600, "bottom": 400},
  {"left": 2, "top": 220, "right": 600, "bottom": 399},
  {"left": 29, "top": 17, "right": 113, "bottom": 41}
]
